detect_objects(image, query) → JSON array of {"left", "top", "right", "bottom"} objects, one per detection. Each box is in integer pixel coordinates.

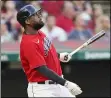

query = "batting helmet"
[{"left": 17, "top": 4, "right": 41, "bottom": 27}]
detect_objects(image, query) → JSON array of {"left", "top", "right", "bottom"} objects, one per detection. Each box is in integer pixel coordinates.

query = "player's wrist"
[
  {"left": 64, "top": 80, "right": 69, "bottom": 87},
  {"left": 58, "top": 78, "right": 67, "bottom": 86}
]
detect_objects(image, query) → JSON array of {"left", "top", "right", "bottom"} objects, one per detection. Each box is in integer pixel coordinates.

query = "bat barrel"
[
  {"left": 87, "top": 30, "right": 105, "bottom": 45},
  {"left": 91, "top": 30, "right": 105, "bottom": 40},
  {"left": 69, "top": 30, "right": 105, "bottom": 56}
]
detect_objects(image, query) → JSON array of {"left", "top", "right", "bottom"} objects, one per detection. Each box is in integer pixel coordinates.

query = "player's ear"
[{"left": 25, "top": 19, "right": 30, "bottom": 25}]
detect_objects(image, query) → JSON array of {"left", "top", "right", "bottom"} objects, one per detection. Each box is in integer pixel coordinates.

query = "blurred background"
[{"left": 1, "top": 0, "right": 110, "bottom": 97}]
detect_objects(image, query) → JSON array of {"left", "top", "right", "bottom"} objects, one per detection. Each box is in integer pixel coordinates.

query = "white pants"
[{"left": 27, "top": 82, "right": 75, "bottom": 97}]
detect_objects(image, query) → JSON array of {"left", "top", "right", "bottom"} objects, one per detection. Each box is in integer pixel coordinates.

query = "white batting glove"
[
  {"left": 64, "top": 81, "right": 82, "bottom": 96},
  {"left": 59, "top": 52, "right": 72, "bottom": 62}
]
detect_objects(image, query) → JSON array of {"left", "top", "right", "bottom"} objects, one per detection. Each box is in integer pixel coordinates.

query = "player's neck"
[{"left": 25, "top": 27, "right": 38, "bottom": 35}]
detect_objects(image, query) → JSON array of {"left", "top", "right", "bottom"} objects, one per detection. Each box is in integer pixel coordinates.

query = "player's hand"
[
  {"left": 59, "top": 52, "right": 72, "bottom": 62},
  {"left": 64, "top": 80, "right": 82, "bottom": 96}
]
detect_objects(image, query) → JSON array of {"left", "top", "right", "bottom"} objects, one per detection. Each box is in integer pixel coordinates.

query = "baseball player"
[{"left": 17, "top": 5, "right": 82, "bottom": 97}]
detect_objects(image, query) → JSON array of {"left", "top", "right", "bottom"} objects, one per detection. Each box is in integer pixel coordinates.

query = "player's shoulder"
[{"left": 20, "top": 37, "right": 35, "bottom": 47}]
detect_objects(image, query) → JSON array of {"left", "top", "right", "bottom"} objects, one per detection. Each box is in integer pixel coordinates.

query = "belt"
[
  {"left": 37, "top": 80, "right": 57, "bottom": 84},
  {"left": 29, "top": 75, "right": 63, "bottom": 85}
]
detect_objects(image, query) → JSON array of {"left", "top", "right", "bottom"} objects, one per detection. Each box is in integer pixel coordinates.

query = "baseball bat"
[
  {"left": 69, "top": 30, "right": 105, "bottom": 56},
  {"left": 64, "top": 30, "right": 105, "bottom": 60}
]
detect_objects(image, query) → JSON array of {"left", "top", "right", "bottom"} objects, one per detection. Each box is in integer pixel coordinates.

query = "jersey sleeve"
[{"left": 24, "top": 42, "right": 46, "bottom": 69}]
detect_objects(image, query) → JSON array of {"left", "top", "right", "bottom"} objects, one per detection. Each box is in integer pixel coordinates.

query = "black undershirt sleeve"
[{"left": 35, "top": 65, "right": 66, "bottom": 86}]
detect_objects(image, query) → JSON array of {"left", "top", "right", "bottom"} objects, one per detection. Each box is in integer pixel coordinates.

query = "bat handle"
[
  {"left": 64, "top": 55, "right": 68, "bottom": 60},
  {"left": 64, "top": 54, "right": 73, "bottom": 61}
]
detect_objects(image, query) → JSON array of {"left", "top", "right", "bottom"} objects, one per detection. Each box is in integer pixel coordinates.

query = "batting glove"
[
  {"left": 59, "top": 52, "right": 72, "bottom": 62},
  {"left": 64, "top": 81, "right": 82, "bottom": 96}
]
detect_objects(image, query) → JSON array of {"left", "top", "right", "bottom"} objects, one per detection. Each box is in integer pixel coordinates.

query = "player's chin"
[{"left": 40, "top": 21, "right": 44, "bottom": 26}]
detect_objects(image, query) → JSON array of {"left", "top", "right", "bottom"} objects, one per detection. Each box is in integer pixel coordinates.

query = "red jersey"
[{"left": 20, "top": 30, "right": 62, "bottom": 82}]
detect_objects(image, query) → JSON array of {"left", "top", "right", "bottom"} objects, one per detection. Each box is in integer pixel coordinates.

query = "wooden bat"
[{"left": 64, "top": 30, "right": 105, "bottom": 60}]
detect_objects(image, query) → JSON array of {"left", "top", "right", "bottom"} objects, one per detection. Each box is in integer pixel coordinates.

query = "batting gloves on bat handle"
[
  {"left": 64, "top": 80, "right": 82, "bottom": 96},
  {"left": 59, "top": 52, "right": 72, "bottom": 62}
]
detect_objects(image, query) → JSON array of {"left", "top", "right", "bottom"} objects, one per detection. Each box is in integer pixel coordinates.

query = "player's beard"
[{"left": 33, "top": 21, "right": 44, "bottom": 30}]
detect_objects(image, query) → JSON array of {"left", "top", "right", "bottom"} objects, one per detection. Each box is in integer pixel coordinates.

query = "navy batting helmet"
[{"left": 17, "top": 4, "right": 41, "bottom": 27}]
